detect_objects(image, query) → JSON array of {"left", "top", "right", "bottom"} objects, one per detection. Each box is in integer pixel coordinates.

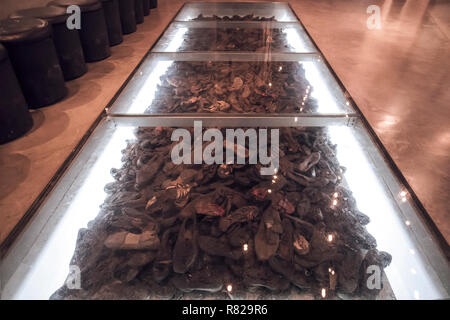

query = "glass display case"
[
  {"left": 108, "top": 53, "right": 353, "bottom": 116},
  {"left": 1, "top": 119, "right": 448, "bottom": 300},
  {"left": 0, "top": 2, "right": 448, "bottom": 300}
]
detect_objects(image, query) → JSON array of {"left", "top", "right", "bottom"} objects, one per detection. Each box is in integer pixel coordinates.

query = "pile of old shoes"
[
  {"left": 52, "top": 126, "right": 391, "bottom": 300},
  {"left": 148, "top": 61, "right": 319, "bottom": 114},
  {"left": 180, "top": 15, "right": 293, "bottom": 52},
  {"left": 255, "top": 207, "right": 283, "bottom": 261}
]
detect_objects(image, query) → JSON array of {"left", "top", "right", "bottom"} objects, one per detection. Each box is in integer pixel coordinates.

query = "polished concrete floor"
[{"left": 0, "top": 0, "right": 449, "bottom": 247}]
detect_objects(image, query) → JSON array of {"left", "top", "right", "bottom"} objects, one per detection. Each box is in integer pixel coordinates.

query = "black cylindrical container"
[
  {"left": 118, "top": 0, "right": 136, "bottom": 34},
  {"left": 135, "top": 0, "right": 144, "bottom": 24},
  {"left": 150, "top": 0, "right": 157, "bottom": 9},
  {"left": 101, "top": 0, "right": 123, "bottom": 46},
  {"left": 48, "top": 0, "right": 111, "bottom": 62},
  {"left": 0, "top": 18, "right": 67, "bottom": 108},
  {"left": 0, "top": 44, "right": 33, "bottom": 144},
  {"left": 9, "top": 6, "right": 87, "bottom": 81},
  {"left": 143, "top": 0, "right": 150, "bottom": 16}
]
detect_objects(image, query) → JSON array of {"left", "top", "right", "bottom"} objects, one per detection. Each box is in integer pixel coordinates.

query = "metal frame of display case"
[{"left": 1, "top": 2, "right": 448, "bottom": 300}]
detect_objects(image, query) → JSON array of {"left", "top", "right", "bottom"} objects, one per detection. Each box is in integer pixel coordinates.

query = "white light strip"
[
  {"left": 127, "top": 60, "right": 173, "bottom": 114},
  {"left": 127, "top": 27, "right": 188, "bottom": 114},
  {"left": 3, "top": 127, "right": 135, "bottom": 299},
  {"left": 165, "top": 27, "right": 188, "bottom": 52},
  {"left": 328, "top": 126, "right": 445, "bottom": 299},
  {"left": 283, "top": 27, "right": 310, "bottom": 52},
  {"left": 301, "top": 61, "right": 341, "bottom": 114}
]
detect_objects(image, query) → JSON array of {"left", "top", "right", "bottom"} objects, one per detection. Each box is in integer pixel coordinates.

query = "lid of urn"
[
  {"left": 10, "top": 6, "right": 70, "bottom": 25},
  {"left": 0, "top": 17, "right": 51, "bottom": 44},
  {"left": 47, "top": 0, "right": 102, "bottom": 13}
]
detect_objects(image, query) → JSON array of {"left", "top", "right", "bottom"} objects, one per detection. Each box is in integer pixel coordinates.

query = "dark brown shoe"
[
  {"left": 254, "top": 207, "right": 283, "bottom": 261},
  {"left": 173, "top": 215, "right": 198, "bottom": 274}
]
